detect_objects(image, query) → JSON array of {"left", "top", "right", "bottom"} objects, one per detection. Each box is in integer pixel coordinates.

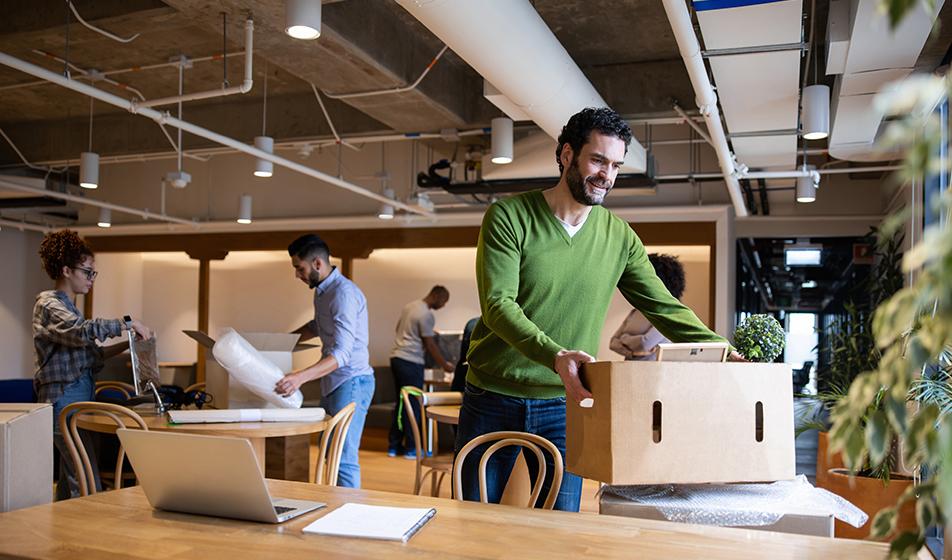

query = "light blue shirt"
[{"left": 311, "top": 267, "right": 373, "bottom": 396}]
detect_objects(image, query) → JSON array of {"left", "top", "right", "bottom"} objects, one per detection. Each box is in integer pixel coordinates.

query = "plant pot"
[
  {"left": 815, "top": 431, "right": 845, "bottom": 489},
  {"left": 824, "top": 468, "right": 917, "bottom": 539}
]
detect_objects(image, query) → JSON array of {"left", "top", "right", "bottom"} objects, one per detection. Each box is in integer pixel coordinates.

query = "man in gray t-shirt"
[{"left": 387, "top": 285, "right": 455, "bottom": 457}]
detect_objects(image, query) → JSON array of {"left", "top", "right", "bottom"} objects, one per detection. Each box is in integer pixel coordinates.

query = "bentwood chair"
[
  {"left": 399, "top": 387, "right": 462, "bottom": 496},
  {"left": 313, "top": 402, "right": 357, "bottom": 485},
  {"left": 94, "top": 380, "right": 136, "bottom": 400},
  {"left": 453, "top": 431, "right": 564, "bottom": 510},
  {"left": 59, "top": 401, "right": 149, "bottom": 496}
]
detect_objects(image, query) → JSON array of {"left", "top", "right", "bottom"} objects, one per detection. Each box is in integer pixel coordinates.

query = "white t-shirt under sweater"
[
  {"left": 389, "top": 299, "right": 435, "bottom": 365},
  {"left": 556, "top": 213, "right": 589, "bottom": 238}
]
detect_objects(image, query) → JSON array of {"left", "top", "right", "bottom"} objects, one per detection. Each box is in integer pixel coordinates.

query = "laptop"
[
  {"left": 117, "top": 429, "right": 325, "bottom": 523},
  {"left": 655, "top": 342, "right": 730, "bottom": 362}
]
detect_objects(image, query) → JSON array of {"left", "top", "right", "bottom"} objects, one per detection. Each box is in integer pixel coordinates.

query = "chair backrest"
[
  {"left": 95, "top": 381, "right": 136, "bottom": 400},
  {"left": 314, "top": 402, "right": 357, "bottom": 485},
  {"left": 184, "top": 382, "right": 206, "bottom": 393},
  {"left": 59, "top": 401, "right": 149, "bottom": 496},
  {"left": 399, "top": 387, "right": 462, "bottom": 460},
  {"left": 453, "top": 431, "right": 564, "bottom": 510}
]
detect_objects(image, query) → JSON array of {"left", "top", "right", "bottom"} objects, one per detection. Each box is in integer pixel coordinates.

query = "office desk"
[
  {"left": 76, "top": 412, "right": 327, "bottom": 482},
  {"left": 0, "top": 480, "right": 889, "bottom": 559}
]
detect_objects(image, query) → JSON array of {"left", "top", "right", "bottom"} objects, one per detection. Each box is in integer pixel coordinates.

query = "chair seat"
[{"left": 422, "top": 454, "right": 454, "bottom": 471}]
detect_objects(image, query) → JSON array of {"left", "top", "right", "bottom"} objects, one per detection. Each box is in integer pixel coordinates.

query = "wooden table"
[
  {"left": 426, "top": 404, "right": 460, "bottom": 425},
  {"left": 0, "top": 480, "right": 890, "bottom": 559},
  {"left": 76, "top": 411, "right": 327, "bottom": 482}
]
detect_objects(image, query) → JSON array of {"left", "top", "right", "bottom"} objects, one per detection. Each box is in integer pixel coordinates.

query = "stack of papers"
[
  {"left": 167, "top": 408, "right": 325, "bottom": 424},
  {"left": 302, "top": 503, "right": 436, "bottom": 542}
]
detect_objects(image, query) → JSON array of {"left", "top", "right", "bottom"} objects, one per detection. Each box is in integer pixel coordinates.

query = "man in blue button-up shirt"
[{"left": 275, "top": 234, "right": 375, "bottom": 488}]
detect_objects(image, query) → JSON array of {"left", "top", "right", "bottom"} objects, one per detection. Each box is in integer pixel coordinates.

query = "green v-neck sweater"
[{"left": 466, "top": 190, "right": 727, "bottom": 399}]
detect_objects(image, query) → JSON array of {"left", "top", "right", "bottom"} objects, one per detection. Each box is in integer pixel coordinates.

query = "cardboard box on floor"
[
  {"left": 566, "top": 361, "right": 795, "bottom": 485},
  {"left": 598, "top": 493, "right": 833, "bottom": 537},
  {"left": 183, "top": 330, "right": 318, "bottom": 409},
  {"left": 0, "top": 404, "right": 53, "bottom": 512}
]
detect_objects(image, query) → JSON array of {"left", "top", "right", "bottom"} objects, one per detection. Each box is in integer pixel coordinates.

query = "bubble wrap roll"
[{"left": 211, "top": 328, "right": 303, "bottom": 409}]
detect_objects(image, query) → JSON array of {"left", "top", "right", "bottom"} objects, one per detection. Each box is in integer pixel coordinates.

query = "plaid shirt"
[{"left": 33, "top": 290, "right": 123, "bottom": 403}]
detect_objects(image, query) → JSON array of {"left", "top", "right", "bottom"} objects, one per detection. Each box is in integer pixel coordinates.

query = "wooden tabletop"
[
  {"left": 0, "top": 480, "right": 890, "bottom": 559},
  {"left": 75, "top": 411, "right": 328, "bottom": 439},
  {"left": 425, "top": 404, "right": 460, "bottom": 425}
]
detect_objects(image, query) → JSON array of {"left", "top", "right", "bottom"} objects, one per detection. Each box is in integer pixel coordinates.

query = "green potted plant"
[
  {"left": 733, "top": 314, "right": 785, "bottom": 362},
  {"left": 825, "top": 5, "right": 952, "bottom": 554}
]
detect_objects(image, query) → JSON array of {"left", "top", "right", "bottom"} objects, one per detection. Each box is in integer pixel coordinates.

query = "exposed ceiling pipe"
[
  {"left": 0, "top": 217, "right": 53, "bottom": 233},
  {"left": 395, "top": 0, "right": 646, "bottom": 173},
  {"left": 662, "top": 0, "right": 748, "bottom": 217},
  {"left": 672, "top": 103, "right": 713, "bottom": 147},
  {"left": 322, "top": 45, "right": 449, "bottom": 100},
  {"left": 0, "top": 178, "right": 196, "bottom": 226},
  {"left": 0, "top": 51, "right": 432, "bottom": 217},
  {"left": 30, "top": 49, "right": 146, "bottom": 101},
  {"left": 133, "top": 19, "right": 254, "bottom": 109}
]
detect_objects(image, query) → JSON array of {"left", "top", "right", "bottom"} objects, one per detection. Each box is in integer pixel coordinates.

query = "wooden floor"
[{"left": 315, "top": 426, "right": 602, "bottom": 513}]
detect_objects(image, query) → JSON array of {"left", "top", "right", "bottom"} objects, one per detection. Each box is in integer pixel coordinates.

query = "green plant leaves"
[
  {"left": 866, "top": 410, "right": 891, "bottom": 467},
  {"left": 871, "top": 506, "right": 898, "bottom": 539}
]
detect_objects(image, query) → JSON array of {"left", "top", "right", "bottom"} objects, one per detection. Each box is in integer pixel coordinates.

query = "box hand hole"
[
  {"left": 755, "top": 401, "right": 764, "bottom": 442},
  {"left": 652, "top": 401, "right": 662, "bottom": 443}
]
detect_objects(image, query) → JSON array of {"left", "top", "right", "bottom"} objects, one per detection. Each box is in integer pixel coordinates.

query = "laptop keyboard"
[{"left": 274, "top": 506, "right": 295, "bottom": 514}]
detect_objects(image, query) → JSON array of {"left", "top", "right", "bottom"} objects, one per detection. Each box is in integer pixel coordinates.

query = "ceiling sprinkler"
[{"left": 164, "top": 170, "right": 192, "bottom": 189}]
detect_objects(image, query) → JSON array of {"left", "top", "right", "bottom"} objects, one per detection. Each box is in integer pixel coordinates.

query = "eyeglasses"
[{"left": 74, "top": 266, "right": 98, "bottom": 281}]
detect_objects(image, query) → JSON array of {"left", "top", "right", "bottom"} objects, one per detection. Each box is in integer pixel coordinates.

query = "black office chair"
[{"left": 792, "top": 361, "right": 813, "bottom": 394}]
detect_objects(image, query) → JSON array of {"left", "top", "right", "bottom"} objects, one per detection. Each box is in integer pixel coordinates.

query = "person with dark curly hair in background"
[
  {"left": 456, "top": 107, "right": 736, "bottom": 512},
  {"left": 610, "top": 254, "right": 687, "bottom": 360},
  {"left": 34, "top": 229, "right": 152, "bottom": 499}
]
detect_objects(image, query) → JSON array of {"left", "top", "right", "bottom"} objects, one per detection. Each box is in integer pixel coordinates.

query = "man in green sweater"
[{"left": 456, "top": 107, "right": 731, "bottom": 512}]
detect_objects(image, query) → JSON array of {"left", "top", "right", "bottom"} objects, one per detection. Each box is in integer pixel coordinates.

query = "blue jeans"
[
  {"left": 387, "top": 357, "right": 424, "bottom": 453},
  {"left": 321, "top": 374, "right": 374, "bottom": 488},
  {"left": 454, "top": 382, "right": 582, "bottom": 512},
  {"left": 51, "top": 372, "right": 101, "bottom": 499}
]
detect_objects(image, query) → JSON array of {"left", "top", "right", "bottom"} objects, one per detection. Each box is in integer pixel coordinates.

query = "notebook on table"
[{"left": 302, "top": 503, "right": 436, "bottom": 542}]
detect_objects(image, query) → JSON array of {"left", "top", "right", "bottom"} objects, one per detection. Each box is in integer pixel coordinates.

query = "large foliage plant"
[{"left": 827, "top": 2, "right": 951, "bottom": 556}]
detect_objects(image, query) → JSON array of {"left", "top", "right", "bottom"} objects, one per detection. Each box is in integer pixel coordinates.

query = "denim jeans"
[
  {"left": 387, "top": 357, "right": 424, "bottom": 453},
  {"left": 320, "top": 374, "right": 374, "bottom": 488},
  {"left": 454, "top": 382, "right": 582, "bottom": 512},
  {"left": 51, "top": 372, "right": 101, "bottom": 500}
]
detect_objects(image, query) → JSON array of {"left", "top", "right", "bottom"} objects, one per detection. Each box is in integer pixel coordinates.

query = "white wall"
[{"left": 0, "top": 229, "right": 47, "bottom": 379}]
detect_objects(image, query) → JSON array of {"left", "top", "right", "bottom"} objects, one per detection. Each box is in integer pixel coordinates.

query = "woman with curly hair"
[
  {"left": 610, "top": 254, "right": 687, "bottom": 360},
  {"left": 34, "top": 229, "right": 152, "bottom": 499}
]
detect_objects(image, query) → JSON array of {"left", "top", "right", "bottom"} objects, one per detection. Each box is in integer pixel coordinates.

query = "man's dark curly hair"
[
  {"left": 556, "top": 107, "right": 633, "bottom": 174},
  {"left": 649, "top": 253, "right": 686, "bottom": 300},
  {"left": 39, "top": 229, "right": 94, "bottom": 280}
]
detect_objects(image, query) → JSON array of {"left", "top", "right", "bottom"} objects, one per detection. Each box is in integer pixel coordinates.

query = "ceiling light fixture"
[
  {"left": 80, "top": 99, "right": 99, "bottom": 188},
  {"left": 796, "top": 165, "right": 817, "bottom": 203},
  {"left": 254, "top": 63, "right": 273, "bottom": 177},
  {"left": 378, "top": 187, "right": 395, "bottom": 220},
  {"left": 97, "top": 207, "right": 111, "bottom": 228},
  {"left": 490, "top": 117, "right": 513, "bottom": 164},
  {"left": 237, "top": 194, "right": 252, "bottom": 224},
  {"left": 285, "top": 0, "right": 321, "bottom": 40},
  {"left": 801, "top": 84, "right": 830, "bottom": 140}
]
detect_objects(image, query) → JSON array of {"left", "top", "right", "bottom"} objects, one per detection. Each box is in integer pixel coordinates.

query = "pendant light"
[
  {"left": 80, "top": 99, "right": 99, "bottom": 189},
  {"left": 796, "top": 165, "right": 817, "bottom": 203},
  {"left": 378, "top": 187, "right": 395, "bottom": 220},
  {"left": 254, "top": 63, "right": 274, "bottom": 177},
  {"left": 97, "top": 207, "right": 111, "bottom": 228},
  {"left": 285, "top": 0, "right": 321, "bottom": 40},
  {"left": 801, "top": 32, "right": 829, "bottom": 140},
  {"left": 237, "top": 194, "right": 253, "bottom": 224},
  {"left": 491, "top": 117, "right": 513, "bottom": 164}
]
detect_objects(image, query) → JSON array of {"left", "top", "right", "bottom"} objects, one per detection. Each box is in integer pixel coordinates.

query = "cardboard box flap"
[
  {"left": 183, "top": 330, "right": 216, "bottom": 349},
  {"left": 0, "top": 404, "right": 51, "bottom": 424},
  {"left": 293, "top": 342, "right": 321, "bottom": 352},
  {"left": 240, "top": 332, "right": 301, "bottom": 352}
]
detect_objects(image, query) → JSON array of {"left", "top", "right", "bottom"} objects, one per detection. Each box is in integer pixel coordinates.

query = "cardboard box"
[
  {"left": 567, "top": 361, "right": 795, "bottom": 484},
  {"left": 0, "top": 403, "right": 53, "bottom": 512},
  {"left": 598, "top": 493, "right": 833, "bottom": 537},
  {"left": 184, "top": 330, "right": 315, "bottom": 409}
]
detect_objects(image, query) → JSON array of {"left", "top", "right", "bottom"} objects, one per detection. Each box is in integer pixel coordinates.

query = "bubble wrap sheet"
[{"left": 603, "top": 475, "right": 868, "bottom": 528}]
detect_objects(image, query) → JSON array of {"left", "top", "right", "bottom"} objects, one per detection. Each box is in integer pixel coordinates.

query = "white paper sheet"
[
  {"left": 167, "top": 408, "right": 325, "bottom": 424},
  {"left": 302, "top": 503, "right": 436, "bottom": 542}
]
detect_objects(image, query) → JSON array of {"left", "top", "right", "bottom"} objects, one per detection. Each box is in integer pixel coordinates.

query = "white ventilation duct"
[
  {"left": 395, "top": 0, "right": 646, "bottom": 174},
  {"left": 662, "top": 0, "right": 749, "bottom": 217},
  {"left": 826, "top": 0, "right": 943, "bottom": 162}
]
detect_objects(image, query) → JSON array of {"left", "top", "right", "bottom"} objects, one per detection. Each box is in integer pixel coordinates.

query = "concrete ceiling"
[
  {"left": 0, "top": 0, "right": 947, "bottom": 228},
  {"left": 0, "top": 0, "right": 698, "bottom": 165}
]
